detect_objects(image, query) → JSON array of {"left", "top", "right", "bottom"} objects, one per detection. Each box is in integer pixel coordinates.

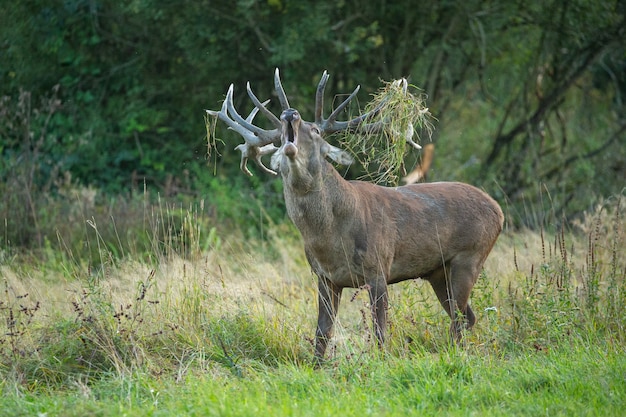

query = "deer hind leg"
[
  {"left": 315, "top": 276, "right": 342, "bottom": 364},
  {"left": 427, "top": 259, "right": 479, "bottom": 343}
]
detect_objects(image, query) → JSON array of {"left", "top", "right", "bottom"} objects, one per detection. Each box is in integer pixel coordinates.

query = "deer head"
[{"left": 206, "top": 69, "right": 413, "bottom": 179}]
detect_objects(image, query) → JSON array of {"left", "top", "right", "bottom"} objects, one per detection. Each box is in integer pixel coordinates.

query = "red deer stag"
[{"left": 207, "top": 69, "right": 504, "bottom": 363}]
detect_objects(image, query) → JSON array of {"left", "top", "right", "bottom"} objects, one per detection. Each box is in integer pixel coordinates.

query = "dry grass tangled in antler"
[{"left": 340, "top": 79, "right": 434, "bottom": 185}]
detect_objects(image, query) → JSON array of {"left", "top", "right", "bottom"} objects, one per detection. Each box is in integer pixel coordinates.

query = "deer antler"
[
  {"left": 391, "top": 78, "right": 424, "bottom": 150},
  {"left": 312, "top": 72, "right": 420, "bottom": 152},
  {"left": 313, "top": 71, "right": 385, "bottom": 135},
  {"left": 207, "top": 69, "right": 422, "bottom": 176},
  {"left": 206, "top": 84, "right": 281, "bottom": 176}
]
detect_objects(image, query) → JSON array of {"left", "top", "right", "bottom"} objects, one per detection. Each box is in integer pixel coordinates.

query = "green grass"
[
  {"left": 0, "top": 191, "right": 624, "bottom": 416},
  {"left": 2, "top": 345, "right": 624, "bottom": 416}
]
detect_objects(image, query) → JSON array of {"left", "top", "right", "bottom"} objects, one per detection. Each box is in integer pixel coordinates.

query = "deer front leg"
[
  {"left": 315, "top": 276, "right": 342, "bottom": 364},
  {"left": 368, "top": 279, "right": 389, "bottom": 348}
]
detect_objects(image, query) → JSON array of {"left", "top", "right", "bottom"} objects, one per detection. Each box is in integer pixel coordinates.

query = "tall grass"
[
  {"left": 0, "top": 201, "right": 623, "bottom": 415},
  {"left": 0, "top": 188, "right": 623, "bottom": 395},
  {"left": 0, "top": 187, "right": 312, "bottom": 388}
]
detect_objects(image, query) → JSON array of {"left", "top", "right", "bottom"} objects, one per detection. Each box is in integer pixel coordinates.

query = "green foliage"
[
  {"left": 2, "top": 1, "right": 206, "bottom": 195},
  {"left": 0, "top": 84, "right": 68, "bottom": 247},
  {"left": 1, "top": 0, "right": 624, "bottom": 238},
  {"left": 193, "top": 169, "right": 286, "bottom": 237}
]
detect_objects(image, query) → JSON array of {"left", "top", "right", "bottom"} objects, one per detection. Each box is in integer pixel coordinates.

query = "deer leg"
[
  {"left": 368, "top": 279, "right": 389, "bottom": 348},
  {"left": 449, "top": 255, "right": 483, "bottom": 334},
  {"left": 427, "top": 267, "right": 454, "bottom": 319},
  {"left": 427, "top": 262, "right": 477, "bottom": 343},
  {"left": 315, "top": 276, "right": 342, "bottom": 363}
]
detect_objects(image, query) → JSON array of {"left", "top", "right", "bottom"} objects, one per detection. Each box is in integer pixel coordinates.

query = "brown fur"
[
  {"left": 277, "top": 111, "right": 504, "bottom": 362},
  {"left": 208, "top": 72, "right": 504, "bottom": 364}
]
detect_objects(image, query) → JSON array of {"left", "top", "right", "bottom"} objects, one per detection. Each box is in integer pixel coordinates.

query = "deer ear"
[{"left": 322, "top": 142, "right": 353, "bottom": 166}]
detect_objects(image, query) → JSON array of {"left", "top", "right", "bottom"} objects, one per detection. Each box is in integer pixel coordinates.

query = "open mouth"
[
  {"left": 281, "top": 109, "right": 300, "bottom": 144},
  {"left": 286, "top": 121, "right": 296, "bottom": 144},
  {"left": 280, "top": 109, "right": 300, "bottom": 158}
]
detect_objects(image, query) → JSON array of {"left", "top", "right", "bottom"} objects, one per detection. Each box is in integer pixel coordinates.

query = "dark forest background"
[{"left": 1, "top": 0, "right": 625, "bottom": 252}]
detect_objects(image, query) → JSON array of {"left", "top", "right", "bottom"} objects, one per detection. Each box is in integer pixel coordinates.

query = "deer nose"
[{"left": 281, "top": 108, "right": 300, "bottom": 122}]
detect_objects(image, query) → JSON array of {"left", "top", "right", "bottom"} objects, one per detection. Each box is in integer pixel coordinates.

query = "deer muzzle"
[{"left": 280, "top": 109, "right": 300, "bottom": 158}]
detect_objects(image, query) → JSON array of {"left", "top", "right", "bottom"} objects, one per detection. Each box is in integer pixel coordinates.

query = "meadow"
[{"left": 0, "top": 190, "right": 624, "bottom": 416}]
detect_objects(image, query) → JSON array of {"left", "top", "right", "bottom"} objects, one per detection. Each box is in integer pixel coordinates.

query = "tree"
[{"left": 1, "top": 0, "right": 624, "bottom": 227}]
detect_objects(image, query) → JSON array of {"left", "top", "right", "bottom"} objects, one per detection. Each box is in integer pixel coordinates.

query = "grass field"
[{"left": 0, "top": 193, "right": 624, "bottom": 416}]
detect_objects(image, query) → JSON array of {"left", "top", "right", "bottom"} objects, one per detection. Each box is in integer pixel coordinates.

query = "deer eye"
[{"left": 310, "top": 126, "right": 320, "bottom": 135}]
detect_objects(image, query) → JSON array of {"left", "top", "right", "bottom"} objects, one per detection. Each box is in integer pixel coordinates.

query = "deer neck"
[{"left": 281, "top": 159, "right": 355, "bottom": 233}]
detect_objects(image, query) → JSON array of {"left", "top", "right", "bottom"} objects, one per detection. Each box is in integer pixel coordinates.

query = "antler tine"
[
  {"left": 315, "top": 71, "right": 330, "bottom": 125},
  {"left": 239, "top": 91, "right": 280, "bottom": 176},
  {"left": 236, "top": 100, "right": 278, "bottom": 176},
  {"left": 235, "top": 142, "right": 278, "bottom": 176},
  {"left": 206, "top": 86, "right": 250, "bottom": 140},
  {"left": 274, "top": 68, "right": 291, "bottom": 110},
  {"left": 206, "top": 84, "right": 279, "bottom": 176},
  {"left": 243, "top": 98, "right": 270, "bottom": 123},
  {"left": 390, "top": 77, "right": 423, "bottom": 150},
  {"left": 224, "top": 86, "right": 279, "bottom": 143},
  {"left": 324, "top": 84, "right": 361, "bottom": 131},
  {"left": 393, "top": 78, "right": 408, "bottom": 94},
  {"left": 314, "top": 72, "right": 383, "bottom": 135},
  {"left": 206, "top": 85, "right": 275, "bottom": 146},
  {"left": 246, "top": 82, "right": 281, "bottom": 129}
]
